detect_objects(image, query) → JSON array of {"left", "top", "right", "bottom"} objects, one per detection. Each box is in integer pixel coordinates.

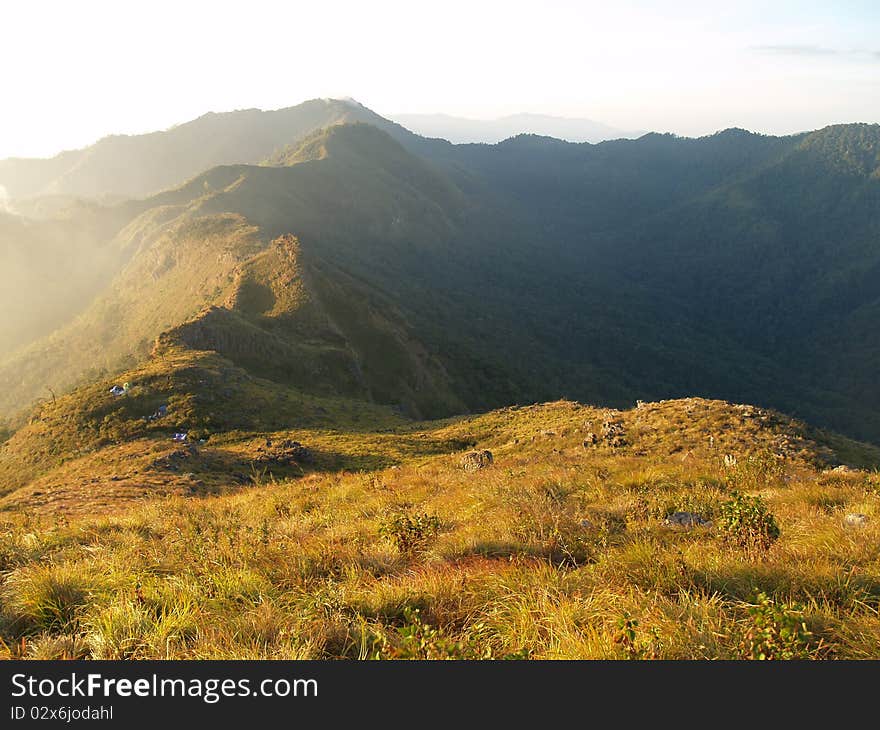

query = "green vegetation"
[
  {"left": 739, "top": 592, "right": 817, "bottom": 660},
  {"left": 379, "top": 512, "right": 442, "bottom": 555},
  {"left": 718, "top": 492, "right": 781, "bottom": 555}
]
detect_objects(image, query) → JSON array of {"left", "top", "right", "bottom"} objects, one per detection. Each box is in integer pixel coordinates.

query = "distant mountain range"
[
  {"left": 391, "top": 112, "right": 644, "bottom": 144},
  {"left": 1, "top": 99, "right": 880, "bottom": 447},
  {"left": 0, "top": 99, "right": 405, "bottom": 201},
  {"left": 0, "top": 106, "right": 641, "bottom": 204}
]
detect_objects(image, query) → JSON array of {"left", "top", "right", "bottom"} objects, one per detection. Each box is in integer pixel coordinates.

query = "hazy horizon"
[
  {"left": 2, "top": 96, "right": 877, "bottom": 163},
  {"left": 2, "top": 0, "right": 879, "bottom": 159}
]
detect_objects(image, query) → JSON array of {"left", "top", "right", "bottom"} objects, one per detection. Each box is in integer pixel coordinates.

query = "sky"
[{"left": 1, "top": 0, "right": 878, "bottom": 158}]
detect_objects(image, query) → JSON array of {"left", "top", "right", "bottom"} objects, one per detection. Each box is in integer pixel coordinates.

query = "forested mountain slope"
[{"left": 1, "top": 108, "right": 879, "bottom": 443}]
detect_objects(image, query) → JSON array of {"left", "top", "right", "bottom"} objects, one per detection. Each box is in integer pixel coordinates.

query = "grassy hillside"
[
  {"left": 0, "top": 343, "right": 412, "bottom": 505},
  {"left": 1, "top": 396, "right": 879, "bottom": 659}
]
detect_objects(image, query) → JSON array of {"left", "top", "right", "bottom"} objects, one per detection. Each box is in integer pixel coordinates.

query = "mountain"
[
  {"left": 0, "top": 98, "right": 403, "bottom": 201},
  {"left": 1, "top": 106, "right": 880, "bottom": 448},
  {"left": 4, "top": 105, "right": 880, "bottom": 662},
  {"left": 392, "top": 112, "right": 643, "bottom": 144}
]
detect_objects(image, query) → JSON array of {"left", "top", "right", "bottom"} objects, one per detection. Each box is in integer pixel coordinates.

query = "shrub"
[
  {"left": 375, "top": 608, "right": 475, "bottom": 659},
  {"left": 718, "top": 492, "right": 780, "bottom": 554},
  {"left": 372, "top": 608, "right": 527, "bottom": 660},
  {"left": 612, "top": 612, "right": 661, "bottom": 660},
  {"left": 379, "top": 512, "right": 441, "bottom": 554},
  {"left": 739, "top": 592, "right": 815, "bottom": 660}
]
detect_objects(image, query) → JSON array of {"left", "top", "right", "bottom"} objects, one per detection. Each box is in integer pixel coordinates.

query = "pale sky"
[{"left": 1, "top": 0, "right": 878, "bottom": 159}]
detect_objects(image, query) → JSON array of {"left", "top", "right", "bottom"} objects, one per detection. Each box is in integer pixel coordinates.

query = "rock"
[
  {"left": 257, "top": 440, "right": 314, "bottom": 466},
  {"left": 825, "top": 465, "right": 861, "bottom": 476},
  {"left": 844, "top": 513, "right": 869, "bottom": 527},
  {"left": 460, "top": 450, "right": 493, "bottom": 471},
  {"left": 664, "top": 512, "right": 712, "bottom": 528},
  {"left": 583, "top": 432, "right": 599, "bottom": 448}
]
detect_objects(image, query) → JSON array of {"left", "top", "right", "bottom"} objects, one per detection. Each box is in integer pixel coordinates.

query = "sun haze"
[{"left": 1, "top": 0, "right": 878, "bottom": 158}]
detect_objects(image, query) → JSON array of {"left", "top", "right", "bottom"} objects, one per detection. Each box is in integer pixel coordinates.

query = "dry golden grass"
[{"left": 1, "top": 398, "right": 879, "bottom": 659}]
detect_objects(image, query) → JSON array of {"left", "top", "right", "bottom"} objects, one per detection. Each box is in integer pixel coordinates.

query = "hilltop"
[
  {"left": 1, "top": 389, "right": 880, "bottom": 659},
  {"left": 1, "top": 282, "right": 879, "bottom": 660}
]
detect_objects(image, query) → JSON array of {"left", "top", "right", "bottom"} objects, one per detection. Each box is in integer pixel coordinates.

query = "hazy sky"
[{"left": 2, "top": 0, "right": 878, "bottom": 158}]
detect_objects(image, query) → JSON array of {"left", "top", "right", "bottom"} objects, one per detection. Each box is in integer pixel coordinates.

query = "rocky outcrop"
[
  {"left": 583, "top": 413, "right": 627, "bottom": 448},
  {"left": 255, "top": 439, "right": 314, "bottom": 467}
]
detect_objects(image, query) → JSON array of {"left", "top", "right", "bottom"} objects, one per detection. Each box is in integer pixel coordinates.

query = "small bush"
[
  {"left": 718, "top": 492, "right": 780, "bottom": 554},
  {"left": 739, "top": 592, "right": 815, "bottom": 660},
  {"left": 379, "top": 512, "right": 441, "bottom": 554},
  {"left": 374, "top": 608, "right": 476, "bottom": 659},
  {"left": 612, "top": 612, "right": 662, "bottom": 660},
  {"left": 372, "top": 608, "right": 526, "bottom": 660}
]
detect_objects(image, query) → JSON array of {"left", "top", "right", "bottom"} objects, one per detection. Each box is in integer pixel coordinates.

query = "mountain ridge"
[
  {"left": 2, "top": 110, "right": 880, "bottom": 446},
  {"left": 0, "top": 99, "right": 402, "bottom": 201}
]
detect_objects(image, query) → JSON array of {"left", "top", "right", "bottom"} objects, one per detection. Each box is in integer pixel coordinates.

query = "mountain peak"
[{"left": 0, "top": 99, "right": 399, "bottom": 200}]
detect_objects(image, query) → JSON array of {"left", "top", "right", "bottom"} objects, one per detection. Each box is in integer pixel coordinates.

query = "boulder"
[
  {"left": 460, "top": 450, "right": 493, "bottom": 471},
  {"left": 825, "top": 465, "right": 861, "bottom": 476}
]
